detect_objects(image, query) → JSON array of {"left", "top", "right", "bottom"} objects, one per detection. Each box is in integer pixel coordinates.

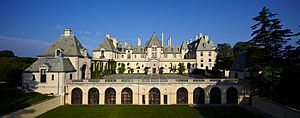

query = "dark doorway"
[
  {"left": 226, "top": 87, "right": 238, "bottom": 104},
  {"left": 193, "top": 87, "right": 205, "bottom": 104},
  {"left": 149, "top": 88, "right": 160, "bottom": 104},
  {"left": 164, "top": 95, "right": 168, "bottom": 104},
  {"left": 152, "top": 68, "right": 156, "bottom": 74},
  {"left": 121, "top": 88, "right": 133, "bottom": 104},
  {"left": 210, "top": 87, "right": 221, "bottom": 104},
  {"left": 71, "top": 88, "right": 82, "bottom": 104},
  {"left": 177, "top": 87, "right": 188, "bottom": 104},
  {"left": 81, "top": 64, "right": 86, "bottom": 79},
  {"left": 105, "top": 88, "right": 116, "bottom": 104},
  {"left": 88, "top": 88, "right": 99, "bottom": 104}
]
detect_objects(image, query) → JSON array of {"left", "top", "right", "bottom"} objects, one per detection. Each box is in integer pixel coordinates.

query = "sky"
[{"left": 0, "top": 0, "right": 299, "bottom": 57}]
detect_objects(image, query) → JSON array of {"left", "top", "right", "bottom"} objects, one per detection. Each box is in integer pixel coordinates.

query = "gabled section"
[
  {"left": 196, "top": 38, "right": 216, "bottom": 51},
  {"left": 38, "top": 29, "right": 89, "bottom": 57},
  {"left": 24, "top": 58, "right": 76, "bottom": 72},
  {"left": 94, "top": 37, "right": 117, "bottom": 52},
  {"left": 145, "top": 33, "right": 162, "bottom": 48}
]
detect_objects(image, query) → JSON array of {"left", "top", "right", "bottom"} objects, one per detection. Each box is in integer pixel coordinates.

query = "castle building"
[
  {"left": 22, "top": 28, "right": 242, "bottom": 105},
  {"left": 93, "top": 32, "right": 217, "bottom": 74}
]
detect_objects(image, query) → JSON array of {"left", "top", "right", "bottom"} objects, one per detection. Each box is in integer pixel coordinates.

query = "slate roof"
[
  {"left": 24, "top": 58, "right": 76, "bottom": 72},
  {"left": 132, "top": 46, "right": 146, "bottom": 54},
  {"left": 164, "top": 46, "right": 181, "bottom": 54},
  {"left": 230, "top": 52, "right": 247, "bottom": 71},
  {"left": 196, "top": 38, "right": 216, "bottom": 51},
  {"left": 38, "top": 35, "right": 89, "bottom": 57},
  {"left": 145, "top": 33, "right": 162, "bottom": 48},
  {"left": 94, "top": 38, "right": 117, "bottom": 52}
]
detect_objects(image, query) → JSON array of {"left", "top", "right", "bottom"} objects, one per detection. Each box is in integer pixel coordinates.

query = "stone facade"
[{"left": 93, "top": 32, "right": 216, "bottom": 74}]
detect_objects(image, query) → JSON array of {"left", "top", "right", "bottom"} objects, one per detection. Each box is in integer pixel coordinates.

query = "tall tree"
[
  {"left": 233, "top": 41, "right": 251, "bottom": 59},
  {"left": 249, "top": 7, "right": 292, "bottom": 62},
  {"left": 214, "top": 43, "right": 234, "bottom": 72}
]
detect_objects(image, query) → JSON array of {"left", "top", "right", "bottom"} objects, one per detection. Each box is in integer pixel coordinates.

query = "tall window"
[
  {"left": 100, "top": 50, "right": 105, "bottom": 58},
  {"left": 208, "top": 52, "right": 211, "bottom": 56},
  {"left": 40, "top": 69, "right": 46, "bottom": 83},
  {"left": 70, "top": 74, "right": 72, "bottom": 80},
  {"left": 200, "top": 52, "right": 203, "bottom": 56},
  {"left": 209, "top": 59, "right": 211, "bottom": 62}
]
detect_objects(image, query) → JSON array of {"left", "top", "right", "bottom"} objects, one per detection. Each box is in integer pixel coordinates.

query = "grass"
[
  {"left": 0, "top": 87, "right": 52, "bottom": 116},
  {"left": 38, "top": 105, "right": 264, "bottom": 118}
]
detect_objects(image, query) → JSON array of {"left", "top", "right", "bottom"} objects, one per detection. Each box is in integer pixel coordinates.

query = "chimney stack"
[
  {"left": 137, "top": 36, "right": 141, "bottom": 46},
  {"left": 189, "top": 39, "right": 192, "bottom": 43},
  {"left": 64, "top": 28, "right": 72, "bottom": 36},
  {"left": 161, "top": 32, "right": 164, "bottom": 47},
  {"left": 195, "top": 35, "right": 199, "bottom": 40},
  {"left": 167, "top": 37, "right": 172, "bottom": 47},
  {"left": 106, "top": 33, "right": 110, "bottom": 39},
  {"left": 204, "top": 35, "right": 209, "bottom": 42},
  {"left": 199, "top": 33, "right": 203, "bottom": 39}
]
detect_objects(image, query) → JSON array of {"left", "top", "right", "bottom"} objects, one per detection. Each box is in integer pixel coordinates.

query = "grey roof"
[
  {"left": 230, "top": 52, "right": 247, "bottom": 71},
  {"left": 24, "top": 58, "right": 76, "bottom": 72},
  {"left": 132, "top": 46, "right": 146, "bottom": 54},
  {"left": 164, "top": 45, "right": 181, "bottom": 54},
  {"left": 145, "top": 33, "right": 162, "bottom": 48},
  {"left": 38, "top": 35, "right": 88, "bottom": 57},
  {"left": 94, "top": 38, "right": 117, "bottom": 52},
  {"left": 196, "top": 38, "right": 216, "bottom": 51}
]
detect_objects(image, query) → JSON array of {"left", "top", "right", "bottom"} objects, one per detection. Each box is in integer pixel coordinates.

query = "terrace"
[{"left": 67, "top": 74, "right": 239, "bottom": 85}]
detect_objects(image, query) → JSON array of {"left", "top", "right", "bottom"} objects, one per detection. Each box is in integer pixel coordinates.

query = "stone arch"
[
  {"left": 226, "top": 87, "right": 238, "bottom": 104},
  {"left": 149, "top": 87, "right": 160, "bottom": 104},
  {"left": 193, "top": 87, "right": 205, "bottom": 104},
  {"left": 121, "top": 87, "right": 133, "bottom": 104},
  {"left": 88, "top": 88, "right": 99, "bottom": 104},
  {"left": 71, "top": 88, "right": 82, "bottom": 104},
  {"left": 105, "top": 87, "right": 116, "bottom": 104},
  {"left": 210, "top": 87, "right": 221, "bottom": 104},
  {"left": 177, "top": 87, "right": 188, "bottom": 104}
]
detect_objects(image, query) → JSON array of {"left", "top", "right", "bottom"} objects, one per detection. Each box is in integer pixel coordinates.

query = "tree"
[
  {"left": 159, "top": 67, "right": 164, "bottom": 75},
  {"left": 118, "top": 63, "right": 125, "bottom": 74},
  {"left": 0, "top": 50, "right": 15, "bottom": 57},
  {"left": 214, "top": 43, "right": 234, "bottom": 72},
  {"left": 249, "top": 7, "right": 292, "bottom": 62},
  {"left": 233, "top": 41, "right": 251, "bottom": 59},
  {"left": 170, "top": 65, "right": 177, "bottom": 73},
  {"left": 144, "top": 67, "right": 150, "bottom": 75},
  {"left": 178, "top": 63, "right": 186, "bottom": 74}
]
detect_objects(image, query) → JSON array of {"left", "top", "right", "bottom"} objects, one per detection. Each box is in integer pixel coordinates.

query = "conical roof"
[{"left": 145, "top": 33, "right": 162, "bottom": 48}]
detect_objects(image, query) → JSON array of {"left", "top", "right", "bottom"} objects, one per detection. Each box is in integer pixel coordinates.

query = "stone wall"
[
  {"left": 252, "top": 96, "right": 300, "bottom": 118},
  {"left": 2, "top": 96, "right": 63, "bottom": 118}
]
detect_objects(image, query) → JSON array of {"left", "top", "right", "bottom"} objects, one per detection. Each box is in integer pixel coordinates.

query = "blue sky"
[{"left": 0, "top": 0, "right": 299, "bottom": 57}]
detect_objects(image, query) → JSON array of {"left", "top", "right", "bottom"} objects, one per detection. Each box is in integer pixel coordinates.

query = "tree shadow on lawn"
[{"left": 194, "top": 106, "right": 265, "bottom": 118}]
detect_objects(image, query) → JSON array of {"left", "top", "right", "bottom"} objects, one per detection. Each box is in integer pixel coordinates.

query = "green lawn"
[
  {"left": 0, "top": 88, "right": 52, "bottom": 116},
  {"left": 38, "top": 105, "right": 263, "bottom": 118}
]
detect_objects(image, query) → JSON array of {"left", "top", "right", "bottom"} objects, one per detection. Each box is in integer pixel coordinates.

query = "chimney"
[
  {"left": 199, "top": 33, "right": 203, "bottom": 39},
  {"left": 204, "top": 35, "right": 209, "bottom": 42},
  {"left": 137, "top": 36, "right": 141, "bottom": 46},
  {"left": 167, "top": 37, "right": 172, "bottom": 47},
  {"left": 161, "top": 32, "right": 164, "bottom": 47},
  {"left": 195, "top": 35, "right": 199, "bottom": 40},
  {"left": 105, "top": 33, "right": 110, "bottom": 39},
  {"left": 64, "top": 28, "right": 72, "bottom": 36},
  {"left": 189, "top": 39, "right": 192, "bottom": 43},
  {"left": 125, "top": 42, "right": 127, "bottom": 46}
]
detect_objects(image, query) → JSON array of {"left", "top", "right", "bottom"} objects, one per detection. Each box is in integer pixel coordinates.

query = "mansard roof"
[
  {"left": 38, "top": 35, "right": 89, "bottom": 57},
  {"left": 196, "top": 38, "right": 216, "bottom": 51},
  {"left": 164, "top": 46, "right": 181, "bottom": 54},
  {"left": 145, "top": 33, "right": 162, "bottom": 48},
  {"left": 24, "top": 58, "right": 76, "bottom": 72},
  {"left": 94, "top": 38, "right": 117, "bottom": 52}
]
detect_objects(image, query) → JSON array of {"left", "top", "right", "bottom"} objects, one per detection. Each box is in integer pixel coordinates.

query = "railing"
[{"left": 69, "top": 78, "right": 239, "bottom": 84}]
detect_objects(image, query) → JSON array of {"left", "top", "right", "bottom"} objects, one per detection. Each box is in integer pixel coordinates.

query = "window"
[
  {"left": 52, "top": 75, "right": 54, "bottom": 80},
  {"left": 70, "top": 74, "right": 73, "bottom": 80},
  {"left": 134, "top": 55, "right": 137, "bottom": 58},
  {"left": 201, "top": 64, "right": 203, "bottom": 67},
  {"left": 209, "top": 59, "right": 211, "bottom": 62},
  {"left": 201, "top": 59, "right": 203, "bottom": 62},
  {"left": 209, "top": 52, "right": 211, "bottom": 56},
  {"left": 127, "top": 63, "right": 130, "bottom": 66},
  {"left": 32, "top": 75, "right": 35, "bottom": 81},
  {"left": 40, "top": 69, "right": 46, "bottom": 83},
  {"left": 200, "top": 52, "right": 203, "bottom": 56},
  {"left": 122, "top": 55, "right": 124, "bottom": 58},
  {"left": 142, "top": 95, "right": 145, "bottom": 104},
  {"left": 142, "top": 65, "right": 144, "bottom": 67},
  {"left": 235, "top": 72, "right": 238, "bottom": 78},
  {"left": 137, "top": 70, "right": 139, "bottom": 73},
  {"left": 100, "top": 50, "right": 105, "bottom": 58},
  {"left": 164, "top": 95, "right": 168, "bottom": 104},
  {"left": 209, "top": 63, "right": 212, "bottom": 67}
]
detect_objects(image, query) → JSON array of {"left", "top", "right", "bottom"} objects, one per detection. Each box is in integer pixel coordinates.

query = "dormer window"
[
  {"left": 55, "top": 49, "right": 63, "bottom": 57},
  {"left": 100, "top": 50, "right": 105, "bottom": 58}
]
